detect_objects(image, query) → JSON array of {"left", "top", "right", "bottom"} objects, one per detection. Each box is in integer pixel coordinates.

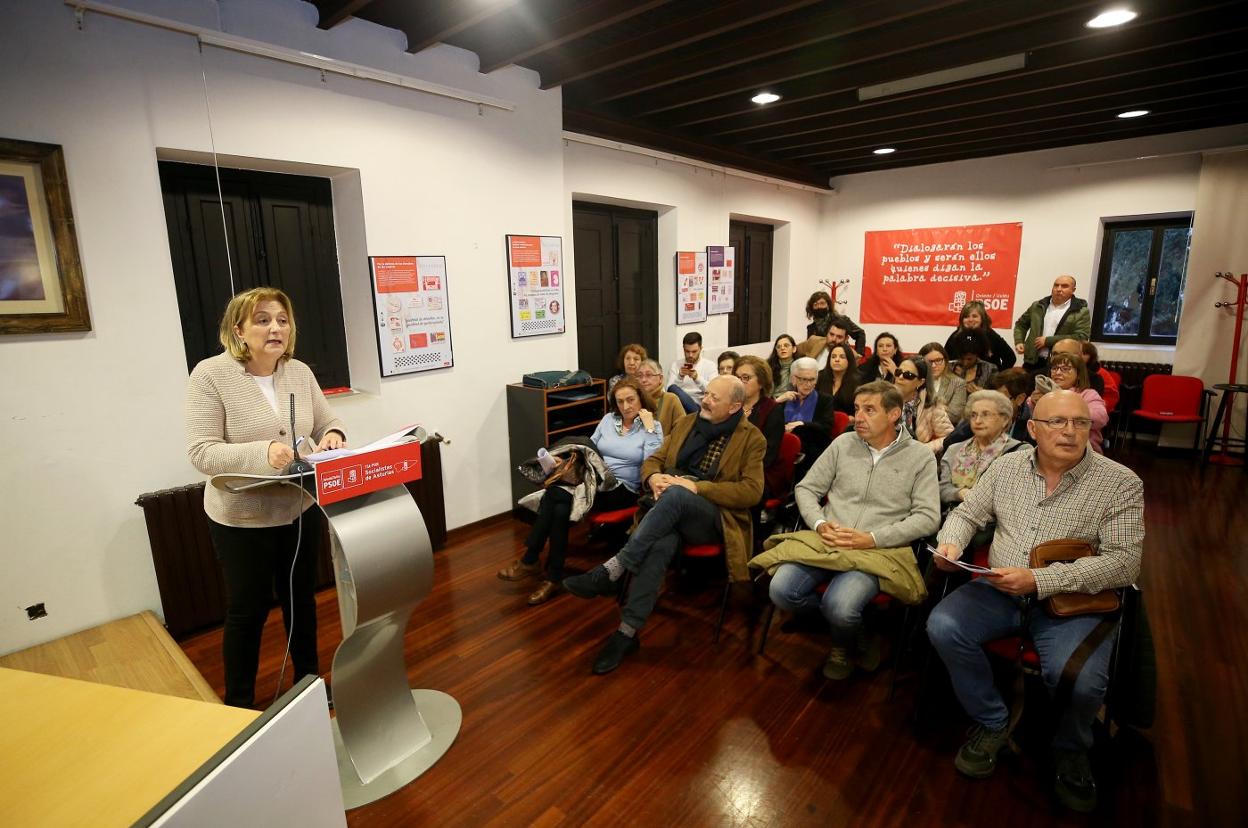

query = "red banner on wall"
[{"left": 860, "top": 223, "right": 1022, "bottom": 326}]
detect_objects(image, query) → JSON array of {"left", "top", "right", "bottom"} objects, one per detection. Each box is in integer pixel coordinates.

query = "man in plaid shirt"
[{"left": 926, "top": 390, "right": 1144, "bottom": 813}]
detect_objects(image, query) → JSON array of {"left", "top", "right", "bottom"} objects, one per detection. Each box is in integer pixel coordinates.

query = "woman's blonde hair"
[{"left": 218, "top": 287, "right": 297, "bottom": 362}]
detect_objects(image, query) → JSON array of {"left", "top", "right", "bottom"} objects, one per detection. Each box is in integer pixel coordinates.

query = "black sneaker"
[
  {"left": 591, "top": 631, "right": 640, "bottom": 674},
  {"left": 1054, "top": 749, "right": 1097, "bottom": 813},
  {"left": 563, "top": 566, "right": 620, "bottom": 599},
  {"left": 954, "top": 724, "right": 1010, "bottom": 779}
]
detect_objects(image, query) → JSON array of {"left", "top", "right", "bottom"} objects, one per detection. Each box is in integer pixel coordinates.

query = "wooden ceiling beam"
[
  {"left": 310, "top": 0, "right": 375, "bottom": 30},
  {"left": 694, "top": 6, "right": 1245, "bottom": 135},
  {"left": 528, "top": 0, "right": 823, "bottom": 90},
  {"left": 745, "top": 46, "right": 1248, "bottom": 153},
  {"left": 563, "top": 0, "right": 967, "bottom": 106},
  {"left": 350, "top": 0, "right": 520, "bottom": 55},
  {"left": 818, "top": 112, "right": 1247, "bottom": 176},
  {"left": 475, "top": 0, "right": 673, "bottom": 75},
  {"left": 562, "top": 109, "right": 830, "bottom": 189}
]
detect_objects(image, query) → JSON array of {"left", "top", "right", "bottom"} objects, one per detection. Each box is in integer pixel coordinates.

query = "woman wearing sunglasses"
[
  {"left": 893, "top": 356, "right": 953, "bottom": 453},
  {"left": 1026, "top": 352, "right": 1109, "bottom": 453}
]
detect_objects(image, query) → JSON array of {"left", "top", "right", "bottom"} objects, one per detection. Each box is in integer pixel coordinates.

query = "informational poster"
[
  {"left": 507, "top": 235, "right": 565, "bottom": 338},
  {"left": 860, "top": 223, "right": 1022, "bottom": 325},
  {"left": 706, "top": 245, "right": 736, "bottom": 315},
  {"left": 369, "top": 255, "right": 455, "bottom": 376},
  {"left": 675, "top": 251, "right": 708, "bottom": 324}
]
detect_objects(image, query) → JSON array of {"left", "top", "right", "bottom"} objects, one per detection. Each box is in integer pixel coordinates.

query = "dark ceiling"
[{"left": 310, "top": 0, "right": 1248, "bottom": 189}]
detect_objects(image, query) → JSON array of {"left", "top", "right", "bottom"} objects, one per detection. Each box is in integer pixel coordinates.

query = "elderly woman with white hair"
[
  {"left": 939, "top": 390, "right": 1023, "bottom": 511},
  {"left": 775, "top": 356, "right": 836, "bottom": 480}
]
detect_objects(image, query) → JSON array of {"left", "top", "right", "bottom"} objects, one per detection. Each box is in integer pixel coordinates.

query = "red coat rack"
[{"left": 1209, "top": 271, "right": 1248, "bottom": 464}]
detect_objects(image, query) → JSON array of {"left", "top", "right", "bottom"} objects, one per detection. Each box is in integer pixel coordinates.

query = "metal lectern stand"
[{"left": 211, "top": 448, "right": 460, "bottom": 810}]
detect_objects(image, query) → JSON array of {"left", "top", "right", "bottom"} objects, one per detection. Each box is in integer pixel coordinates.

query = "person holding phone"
[{"left": 666, "top": 331, "right": 717, "bottom": 414}]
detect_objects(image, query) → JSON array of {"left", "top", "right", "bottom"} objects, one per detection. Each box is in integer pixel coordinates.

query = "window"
[
  {"left": 1091, "top": 216, "right": 1192, "bottom": 345},
  {"left": 159, "top": 162, "right": 350, "bottom": 388}
]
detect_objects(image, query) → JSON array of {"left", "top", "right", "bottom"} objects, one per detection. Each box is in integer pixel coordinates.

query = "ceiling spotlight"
[
  {"left": 751, "top": 91, "right": 781, "bottom": 105},
  {"left": 1117, "top": 109, "right": 1150, "bottom": 118},
  {"left": 873, "top": 147, "right": 896, "bottom": 155},
  {"left": 1087, "top": 8, "right": 1137, "bottom": 28}
]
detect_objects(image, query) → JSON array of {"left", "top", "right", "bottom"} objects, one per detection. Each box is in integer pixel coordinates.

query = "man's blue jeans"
[
  {"left": 768, "top": 563, "right": 880, "bottom": 647},
  {"left": 926, "top": 578, "right": 1116, "bottom": 750}
]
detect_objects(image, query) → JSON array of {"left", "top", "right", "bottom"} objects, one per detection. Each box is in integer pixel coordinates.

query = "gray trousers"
[{"left": 617, "top": 486, "right": 722, "bottom": 630}]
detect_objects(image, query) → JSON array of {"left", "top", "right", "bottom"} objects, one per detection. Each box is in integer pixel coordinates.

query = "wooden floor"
[{"left": 181, "top": 447, "right": 1247, "bottom": 827}]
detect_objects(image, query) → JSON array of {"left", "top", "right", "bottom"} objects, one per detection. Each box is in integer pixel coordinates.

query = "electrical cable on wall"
[{"left": 197, "top": 38, "right": 236, "bottom": 298}]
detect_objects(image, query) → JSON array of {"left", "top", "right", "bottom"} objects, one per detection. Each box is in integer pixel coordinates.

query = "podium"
[{"left": 211, "top": 434, "right": 460, "bottom": 809}]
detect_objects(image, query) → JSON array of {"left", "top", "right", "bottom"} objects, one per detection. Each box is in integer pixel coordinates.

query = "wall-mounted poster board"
[
  {"left": 860, "top": 222, "right": 1022, "bottom": 325},
  {"left": 369, "top": 255, "right": 455, "bottom": 376},
  {"left": 507, "top": 235, "right": 565, "bottom": 338},
  {"left": 706, "top": 245, "right": 735, "bottom": 315},
  {"left": 675, "top": 251, "right": 708, "bottom": 324}
]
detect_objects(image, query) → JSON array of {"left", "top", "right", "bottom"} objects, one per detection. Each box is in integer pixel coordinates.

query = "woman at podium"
[{"left": 186, "top": 287, "right": 346, "bottom": 708}]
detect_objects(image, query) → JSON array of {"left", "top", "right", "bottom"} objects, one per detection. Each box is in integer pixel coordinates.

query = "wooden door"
[{"left": 728, "top": 220, "right": 774, "bottom": 347}]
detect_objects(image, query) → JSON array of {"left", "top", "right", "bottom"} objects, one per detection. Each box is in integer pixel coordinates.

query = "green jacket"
[
  {"left": 750, "top": 530, "right": 927, "bottom": 605},
  {"left": 1013, "top": 296, "right": 1091, "bottom": 365}
]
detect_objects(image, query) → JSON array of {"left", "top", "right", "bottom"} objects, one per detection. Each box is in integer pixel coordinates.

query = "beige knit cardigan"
[{"left": 186, "top": 352, "right": 345, "bottom": 528}]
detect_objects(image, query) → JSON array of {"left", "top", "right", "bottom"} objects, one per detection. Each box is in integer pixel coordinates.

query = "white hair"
[{"left": 791, "top": 356, "right": 819, "bottom": 375}]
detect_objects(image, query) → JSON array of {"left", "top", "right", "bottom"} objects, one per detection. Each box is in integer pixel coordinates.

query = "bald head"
[
  {"left": 1033, "top": 389, "right": 1089, "bottom": 421},
  {"left": 700, "top": 374, "right": 745, "bottom": 422},
  {"left": 1030, "top": 390, "right": 1091, "bottom": 468}
]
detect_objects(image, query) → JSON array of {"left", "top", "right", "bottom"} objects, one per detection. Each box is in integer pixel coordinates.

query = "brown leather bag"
[{"left": 1029, "top": 539, "right": 1121, "bottom": 617}]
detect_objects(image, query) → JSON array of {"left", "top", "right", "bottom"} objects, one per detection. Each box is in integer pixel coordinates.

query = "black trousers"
[
  {"left": 522, "top": 485, "right": 637, "bottom": 581},
  {"left": 208, "top": 509, "right": 322, "bottom": 708}
]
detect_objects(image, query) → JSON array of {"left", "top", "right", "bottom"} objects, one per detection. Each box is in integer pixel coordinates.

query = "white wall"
[
  {"left": 819, "top": 125, "right": 1248, "bottom": 364},
  {"left": 0, "top": 0, "right": 570, "bottom": 652},
  {"left": 563, "top": 140, "right": 823, "bottom": 366}
]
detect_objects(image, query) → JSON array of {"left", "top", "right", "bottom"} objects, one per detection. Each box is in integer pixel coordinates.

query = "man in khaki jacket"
[{"left": 564, "top": 375, "right": 765, "bottom": 674}]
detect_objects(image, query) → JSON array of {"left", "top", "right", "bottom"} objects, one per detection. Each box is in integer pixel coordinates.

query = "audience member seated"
[
  {"left": 949, "top": 330, "right": 999, "bottom": 393},
  {"left": 667, "top": 331, "right": 717, "bottom": 414},
  {"left": 501, "top": 379, "right": 663, "bottom": 605},
  {"left": 859, "top": 332, "right": 902, "bottom": 383},
  {"left": 776, "top": 357, "right": 836, "bottom": 479},
  {"left": 562, "top": 376, "right": 765, "bottom": 674},
  {"left": 926, "top": 390, "right": 1144, "bottom": 814},
  {"left": 754, "top": 380, "right": 939, "bottom": 680},
  {"left": 1080, "top": 341, "right": 1119, "bottom": 411},
  {"left": 1051, "top": 338, "right": 1105, "bottom": 397},
  {"left": 919, "top": 342, "right": 968, "bottom": 424},
  {"left": 801, "top": 315, "right": 864, "bottom": 368},
  {"left": 939, "top": 391, "right": 1022, "bottom": 518},
  {"left": 805, "top": 291, "right": 866, "bottom": 353},
  {"left": 1028, "top": 352, "right": 1108, "bottom": 454},
  {"left": 942, "top": 367, "right": 1035, "bottom": 451},
  {"left": 607, "top": 343, "right": 646, "bottom": 394},
  {"left": 717, "top": 350, "right": 739, "bottom": 376},
  {"left": 894, "top": 356, "right": 953, "bottom": 452},
  {"left": 945, "top": 300, "right": 1017, "bottom": 370},
  {"left": 816, "top": 343, "right": 861, "bottom": 415},
  {"left": 637, "top": 358, "right": 682, "bottom": 437},
  {"left": 735, "top": 355, "right": 786, "bottom": 499},
  {"left": 768, "top": 334, "right": 798, "bottom": 394}
]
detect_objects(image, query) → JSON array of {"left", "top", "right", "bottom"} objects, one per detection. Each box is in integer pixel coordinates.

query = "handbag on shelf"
[{"left": 1028, "top": 539, "right": 1121, "bottom": 617}]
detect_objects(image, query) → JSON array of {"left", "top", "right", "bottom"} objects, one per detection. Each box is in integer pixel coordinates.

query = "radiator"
[{"left": 137, "top": 441, "right": 447, "bottom": 639}]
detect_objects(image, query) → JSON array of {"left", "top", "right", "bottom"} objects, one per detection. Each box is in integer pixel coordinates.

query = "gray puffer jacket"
[{"left": 517, "top": 437, "right": 618, "bottom": 523}]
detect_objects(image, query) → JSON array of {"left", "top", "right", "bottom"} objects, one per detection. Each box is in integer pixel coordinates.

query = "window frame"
[{"left": 1090, "top": 214, "right": 1193, "bottom": 346}]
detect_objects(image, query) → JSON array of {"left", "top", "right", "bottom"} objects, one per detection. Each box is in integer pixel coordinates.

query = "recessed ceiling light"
[
  {"left": 1087, "top": 8, "right": 1137, "bottom": 28},
  {"left": 751, "top": 91, "right": 781, "bottom": 105},
  {"left": 873, "top": 147, "right": 896, "bottom": 155},
  {"left": 1117, "top": 109, "right": 1150, "bottom": 118}
]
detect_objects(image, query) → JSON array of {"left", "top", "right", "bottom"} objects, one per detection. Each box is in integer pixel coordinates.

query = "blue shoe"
[{"left": 562, "top": 566, "right": 619, "bottom": 599}]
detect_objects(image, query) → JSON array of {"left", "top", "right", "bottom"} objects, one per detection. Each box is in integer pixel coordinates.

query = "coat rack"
[{"left": 1206, "top": 271, "right": 1248, "bottom": 465}]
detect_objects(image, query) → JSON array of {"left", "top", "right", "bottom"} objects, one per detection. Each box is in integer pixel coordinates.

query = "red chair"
[
  {"left": 1127, "top": 374, "right": 1211, "bottom": 452},
  {"left": 681, "top": 542, "right": 733, "bottom": 643},
  {"left": 589, "top": 505, "right": 638, "bottom": 531},
  {"left": 832, "top": 410, "right": 851, "bottom": 438},
  {"left": 762, "top": 432, "right": 802, "bottom": 515},
  {"left": 858, "top": 346, "right": 873, "bottom": 365}
]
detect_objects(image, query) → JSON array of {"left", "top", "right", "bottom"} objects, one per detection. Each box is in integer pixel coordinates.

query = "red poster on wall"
[{"left": 860, "top": 223, "right": 1023, "bottom": 326}]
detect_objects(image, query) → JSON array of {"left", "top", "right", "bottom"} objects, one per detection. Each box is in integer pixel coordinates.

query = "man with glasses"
[{"left": 926, "top": 390, "right": 1144, "bottom": 813}]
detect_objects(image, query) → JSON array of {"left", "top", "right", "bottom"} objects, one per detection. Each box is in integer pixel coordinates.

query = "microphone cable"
[{"left": 271, "top": 450, "right": 309, "bottom": 707}]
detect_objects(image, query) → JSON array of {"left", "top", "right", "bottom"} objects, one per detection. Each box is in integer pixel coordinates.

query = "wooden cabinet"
[{"left": 506, "top": 380, "right": 607, "bottom": 505}]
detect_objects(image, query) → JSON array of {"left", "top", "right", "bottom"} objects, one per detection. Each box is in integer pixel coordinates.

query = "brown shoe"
[
  {"left": 498, "top": 559, "right": 542, "bottom": 581},
  {"left": 528, "top": 580, "right": 561, "bottom": 605}
]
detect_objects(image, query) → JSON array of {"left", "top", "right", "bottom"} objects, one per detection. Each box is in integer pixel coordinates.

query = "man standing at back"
[
  {"left": 926, "top": 389, "right": 1144, "bottom": 813},
  {"left": 1013, "top": 275, "right": 1090, "bottom": 371},
  {"left": 667, "top": 331, "right": 717, "bottom": 413}
]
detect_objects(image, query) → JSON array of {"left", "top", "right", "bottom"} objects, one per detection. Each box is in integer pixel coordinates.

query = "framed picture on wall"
[
  {"left": 506, "top": 234, "right": 565, "bottom": 338},
  {"left": 0, "top": 137, "right": 91, "bottom": 334}
]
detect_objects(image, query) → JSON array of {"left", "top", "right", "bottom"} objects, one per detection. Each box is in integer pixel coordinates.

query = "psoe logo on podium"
[{"left": 344, "top": 465, "right": 363, "bottom": 489}]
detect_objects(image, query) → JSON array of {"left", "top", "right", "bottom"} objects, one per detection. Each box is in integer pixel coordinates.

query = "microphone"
[{"left": 284, "top": 393, "right": 314, "bottom": 477}]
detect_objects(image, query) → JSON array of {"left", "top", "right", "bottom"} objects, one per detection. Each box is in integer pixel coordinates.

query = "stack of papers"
[{"left": 304, "top": 424, "right": 425, "bottom": 464}]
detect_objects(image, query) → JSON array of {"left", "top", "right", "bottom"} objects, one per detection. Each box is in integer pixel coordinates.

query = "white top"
[
  {"left": 250, "top": 373, "right": 280, "bottom": 415},
  {"left": 1039, "top": 299, "right": 1071, "bottom": 356},
  {"left": 666, "top": 356, "right": 717, "bottom": 403}
]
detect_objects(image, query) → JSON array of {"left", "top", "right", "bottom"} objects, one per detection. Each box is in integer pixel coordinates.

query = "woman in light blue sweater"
[{"left": 499, "top": 378, "right": 663, "bottom": 604}]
